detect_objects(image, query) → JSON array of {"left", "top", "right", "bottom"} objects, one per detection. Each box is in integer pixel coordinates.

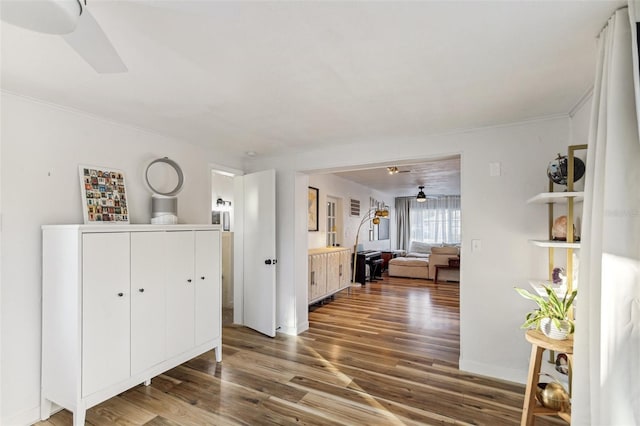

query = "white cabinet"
[
  {"left": 195, "top": 230, "right": 221, "bottom": 345},
  {"left": 339, "top": 249, "right": 352, "bottom": 289},
  {"left": 130, "top": 232, "right": 166, "bottom": 375},
  {"left": 308, "top": 247, "right": 351, "bottom": 304},
  {"left": 309, "top": 253, "right": 327, "bottom": 301},
  {"left": 41, "top": 225, "right": 222, "bottom": 426},
  {"left": 82, "top": 232, "right": 131, "bottom": 397},
  {"left": 165, "top": 231, "right": 197, "bottom": 357}
]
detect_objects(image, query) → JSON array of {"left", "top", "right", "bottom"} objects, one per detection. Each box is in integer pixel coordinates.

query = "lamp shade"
[{"left": 416, "top": 186, "right": 427, "bottom": 202}]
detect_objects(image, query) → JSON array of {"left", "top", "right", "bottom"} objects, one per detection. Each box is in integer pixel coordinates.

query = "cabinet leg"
[
  {"left": 74, "top": 407, "right": 86, "bottom": 426},
  {"left": 40, "top": 396, "right": 52, "bottom": 420},
  {"left": 214, "top": 345, "right": 222, "bottom": 362},
  {"left": 521, "top": 344, "right": 544, "bottom": 426},
  {"left": 144, "top": 379, "right": 151, "bottom": 386}
]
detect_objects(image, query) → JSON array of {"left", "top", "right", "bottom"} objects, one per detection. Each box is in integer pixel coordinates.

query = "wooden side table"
[
  {"left": 433, "top": 257, "right": 460, "bottom": 286},
  {"left": 521, "top": 330, "right": 573, "bottom": 426}
]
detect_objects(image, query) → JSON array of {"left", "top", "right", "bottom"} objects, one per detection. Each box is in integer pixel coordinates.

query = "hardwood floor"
[{"left": 38, "top": 275, "right": 564, "bottom": 425}]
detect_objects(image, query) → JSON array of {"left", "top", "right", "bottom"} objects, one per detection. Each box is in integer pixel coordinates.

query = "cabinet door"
[
  {"left": 130, "top": 232, "right": 166, "bottom": 375},
  {"left": 339, "top": 250, "right": 352, "bottom": 288},
  {"left": 82, "top": 232, "right": 130, "bottom": 397},
  {"left": 165, "top": 231, "right": 195, "bottom": 358},
  {"left": 326, "top": 252, "right": 340, "bottom": 293},
  {"left": 194, "top": 230, "right": 221, "bottom": 346},
  {"left": 309, "top": 254, "right": 327, "bottom": 300}
]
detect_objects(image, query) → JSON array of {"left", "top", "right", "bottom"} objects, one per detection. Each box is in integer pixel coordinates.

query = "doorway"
[{"left": 211, "top": 168, "right": 236, "bottom": 326}]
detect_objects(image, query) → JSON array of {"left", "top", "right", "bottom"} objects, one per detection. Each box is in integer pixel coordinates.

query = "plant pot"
[{"left": 540, "top": 318, "right": 571, "bottom": 340}]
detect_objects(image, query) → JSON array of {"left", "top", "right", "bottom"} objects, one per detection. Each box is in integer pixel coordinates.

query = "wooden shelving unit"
[
  {"left": 521, "top": 144, "right": 586, "bottom": 425},
  {"left": 528, "top": 239, "right": 580, "bottom": 249}
]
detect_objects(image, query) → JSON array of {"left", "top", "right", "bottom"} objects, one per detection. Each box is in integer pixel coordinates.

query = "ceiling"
[
  {"left": 332, "top": 157, "right": 461, "bottom": 197},
  {"left": 1, "top": 1, "right": 623, "bottom": 162}
]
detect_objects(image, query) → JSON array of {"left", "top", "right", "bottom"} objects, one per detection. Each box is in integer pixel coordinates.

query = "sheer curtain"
[
  {"left": 408, "top": 195, "right": 461, "bottom": 244},
  {"left": 572, "top": 6, "right": 640, "bottom": 425}
]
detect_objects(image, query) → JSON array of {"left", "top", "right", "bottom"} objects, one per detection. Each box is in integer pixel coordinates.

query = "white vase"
[{"left": 540, "top": 318, "right": 571, "bottom": 340}]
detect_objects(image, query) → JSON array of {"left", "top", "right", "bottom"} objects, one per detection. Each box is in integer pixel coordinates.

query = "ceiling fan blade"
[
  {"left": 62, "top": 8, "right": 127, "bottom": 73},
  {"left": 1, "top": 0, "right": 80, "bottom": 34}
]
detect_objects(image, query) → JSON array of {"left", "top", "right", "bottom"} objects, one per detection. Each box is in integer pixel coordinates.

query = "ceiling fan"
[
  {"left": 1, "top": 0, "right": 127, "bottom": 73},
  {"left": 386, "top": 166, "right": 411, "bottom": 175}
]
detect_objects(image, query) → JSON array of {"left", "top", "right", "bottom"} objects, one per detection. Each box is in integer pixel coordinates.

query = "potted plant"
[{"left": 514, "top": 285, "right": 577, "bottom": 340}]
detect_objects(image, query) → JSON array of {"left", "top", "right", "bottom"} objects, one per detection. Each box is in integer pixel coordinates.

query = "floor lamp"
[{"left": 352, "top": 206, "right": 389, "bottom": 284}]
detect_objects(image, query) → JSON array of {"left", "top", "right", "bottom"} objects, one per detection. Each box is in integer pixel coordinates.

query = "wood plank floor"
[{"left": 38, "top": 275, "right": 564, "bottom": 425}]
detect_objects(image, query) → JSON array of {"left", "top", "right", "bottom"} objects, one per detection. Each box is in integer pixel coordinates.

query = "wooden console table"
[{"left": 521, "top": 330, "right": 573, "bottom": 426}]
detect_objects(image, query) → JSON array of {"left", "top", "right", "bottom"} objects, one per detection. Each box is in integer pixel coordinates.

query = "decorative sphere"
[
  {"left": 547, "top": 154, "right": 585, "bottom": 186},
  {"left": 536, "top": 382, "right": 570, "bottom": 411}
]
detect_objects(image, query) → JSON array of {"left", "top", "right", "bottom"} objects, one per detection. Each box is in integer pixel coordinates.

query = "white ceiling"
[
  {"left": 1, "top": 0, "right": 622, "bottom": 162},
  {"left": 332, "top": 156, "right": 461, "bottom": 197}
]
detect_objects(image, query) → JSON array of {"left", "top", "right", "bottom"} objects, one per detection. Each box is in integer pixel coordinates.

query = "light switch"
[{"left": 471, "top": 239, "right": 482, "bottom": 252}]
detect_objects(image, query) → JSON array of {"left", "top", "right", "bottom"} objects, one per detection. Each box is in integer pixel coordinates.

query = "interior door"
[{"left": 242, "top": 169, "right": 276, "bottom": 337}]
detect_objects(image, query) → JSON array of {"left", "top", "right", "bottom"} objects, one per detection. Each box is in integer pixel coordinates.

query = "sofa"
[
  {"left": 388, "top": 241, "right": 460, "bottom": 281},
  {"left": 388, "top": 256, "right": 430, "bottom": 279}
]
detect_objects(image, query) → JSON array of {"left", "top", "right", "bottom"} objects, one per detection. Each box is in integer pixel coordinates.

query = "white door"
[
  {"left": 194, "top": 230, "right": 221, "bottom": 345},
  {"left": 242, "top": 169, "right": 276, "bottom": 337},
  {"left": 82, "top": 232, "right": 130, "bottom": 396},
  {"left": 130, "top": 232, "right": 166, "bottom": 375},
  {"left": 165, "top": 231, "right": 196, "bottom": 357}
]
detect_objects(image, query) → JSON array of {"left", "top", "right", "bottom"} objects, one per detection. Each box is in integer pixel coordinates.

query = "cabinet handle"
[
  {"left": 117, "top": 292, "right": 124, "bottom": 297},
  {"left": 139, "top": 288, "right": 145, "bottom": 293},
  {"left": 201, "top": 276, "right": 205, "bottom": 280},
  {"left": 187, "top": 279, "right": 192, "bottom": 283},
  {"left": 311, "top": 271, "right": 315, "bottom": 286}
]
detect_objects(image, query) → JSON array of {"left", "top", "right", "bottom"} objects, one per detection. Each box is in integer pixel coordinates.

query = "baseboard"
[
  {"left": 2, "top": 405, "right": 40, "bottom": 426},
  {"left": 296, "top": 320, "right": 309, "bottom": 334},
  {"left": 276, "top": 321, "right": 309, "bottom": 336},
  {"left": 459, "top": 358, "right": 527, "bottom": 385},
  {"left": 276, "top": 324, "right": 298, "bottom": 336}
]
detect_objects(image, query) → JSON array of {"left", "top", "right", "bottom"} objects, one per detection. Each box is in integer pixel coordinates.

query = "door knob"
[
  {"left": 117, "top": 292, "right": 124, "bottom": 297},
  {"left": 265, "top": 259, "right": 272, "bottom": 265}
]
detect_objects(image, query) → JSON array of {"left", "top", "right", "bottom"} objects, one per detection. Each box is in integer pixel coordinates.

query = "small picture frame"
[
  {"left": 79, "top": 165, "right": 130, "bottom": 224},
  {"left": 308, "top": 186, "right": 319, "bottom": 231}
]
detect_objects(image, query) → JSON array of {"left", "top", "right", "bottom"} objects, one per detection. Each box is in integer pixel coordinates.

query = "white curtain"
[
  {"left": 572, "top": 6, "right": 640, "bottom": 425},
  {"left": 631, "top": 1, "right": 640, "bottom": 137},
  {"left": 408, "top": 195, "right": 461, "bottom": 244}
]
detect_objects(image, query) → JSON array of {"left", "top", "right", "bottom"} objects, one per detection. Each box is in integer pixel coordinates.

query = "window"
[
  {"left": 409, "top": 195, "right": 461, "bottom": 244},
  {"left": 326, "top": 197, "right": 338, "bottom": 247}
]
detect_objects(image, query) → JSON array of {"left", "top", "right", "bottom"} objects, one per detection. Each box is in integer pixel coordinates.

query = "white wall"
[
  {"left": 308, "top": 173, "right": 394, "bottom": 252},
  {"left": 247, "top": 117, "right": 571, "bottom": 384},
  {"left": 0, "top": 93, "right": 243, "bottom": 425}
]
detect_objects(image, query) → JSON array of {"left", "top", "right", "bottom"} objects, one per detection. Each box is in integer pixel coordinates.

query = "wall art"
[{"left": 79, "top": 165, "right": 130, "bottom": 224}]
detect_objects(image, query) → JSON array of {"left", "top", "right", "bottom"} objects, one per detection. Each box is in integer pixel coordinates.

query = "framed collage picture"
[{"left": 79, "top": 165, "right": 130, "bottom": 224}]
